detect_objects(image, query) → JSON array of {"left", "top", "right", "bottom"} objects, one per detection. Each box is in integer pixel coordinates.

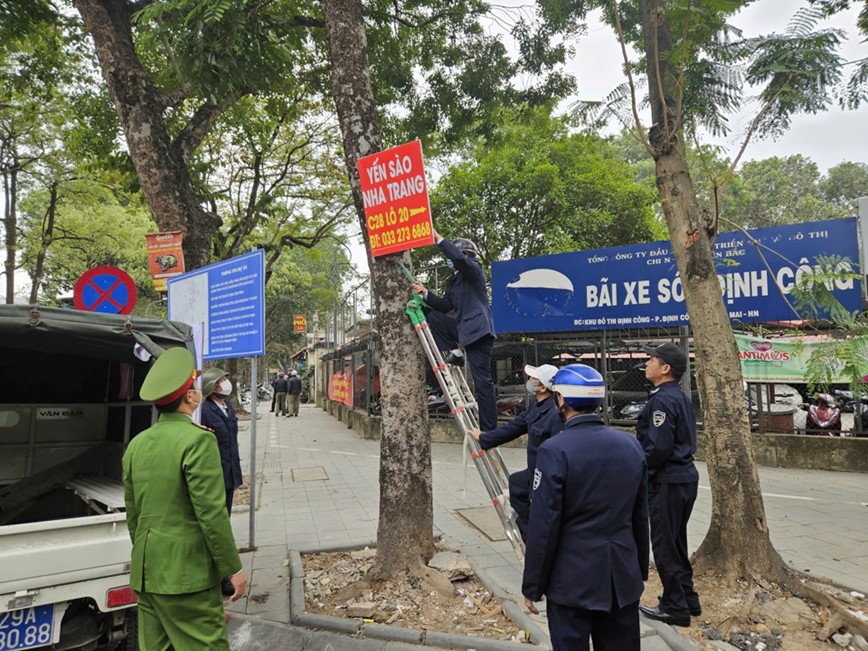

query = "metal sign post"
[{"left": 248, "top": 356, "right": 257, "bottom": 549}]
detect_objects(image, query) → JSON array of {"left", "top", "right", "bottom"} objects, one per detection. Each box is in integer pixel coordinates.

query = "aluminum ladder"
[{"left": 405, "top": 293, "right": 525, "bottom": 562}]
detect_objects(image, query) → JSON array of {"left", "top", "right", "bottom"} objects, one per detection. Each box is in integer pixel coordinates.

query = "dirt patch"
[
  {"left": 641, "top": 567, "right": 868, "bottom": 650},
  {"left": 233, "top": 474, "right": 251, "bottom": 507},
  {"left": 301, "top": 547, "right": 530, "bottom": 644}
]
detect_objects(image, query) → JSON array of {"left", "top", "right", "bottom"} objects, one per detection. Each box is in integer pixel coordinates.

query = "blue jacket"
[
  {"left": 522, "top": 414, "right": 649, "bottom": 611},
  {"left": 423, "top": 238, "right": 495, "bottom": 346},
  {"left": 635, "top": 381, "right": 699, "bottom": 484},
  {"left": 479, "top": 394, "right": 561, "bottom": 471},
  {"left": 201, "top": 397, "right": 243, "bottom": 490}
]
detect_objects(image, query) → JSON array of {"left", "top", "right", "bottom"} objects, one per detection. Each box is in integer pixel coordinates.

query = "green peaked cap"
[
  {"left": 201, "top": 367, "right": 228, "bottom": 397},
  {"left": 140, "top": 346, "right": 196, "bottom": 402}
]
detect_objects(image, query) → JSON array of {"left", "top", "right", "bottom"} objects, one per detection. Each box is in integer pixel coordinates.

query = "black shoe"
[
  {"left": 444, "top": 352, "right": 464, "bottom": 366},
  {"left": 639, "top": 605, "right": 690, "bottom": 627},
  {"left": 221, "top": 577, "right": 234, "bottom": 597},
  {"left": 657, "top": 594, "right": 701, "bottom": 617}
]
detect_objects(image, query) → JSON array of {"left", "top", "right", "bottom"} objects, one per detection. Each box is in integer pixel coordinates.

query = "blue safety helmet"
[
  {"left": 551, "top": 364, "right": 605, "bottom": 409},
  {"left": 453, "top": 238, "right": 479, "bottom": 257}
]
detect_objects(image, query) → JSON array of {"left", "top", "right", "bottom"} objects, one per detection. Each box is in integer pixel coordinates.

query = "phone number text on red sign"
[{"left": 358, "top": 140, "right": 435, "bottom": 257}]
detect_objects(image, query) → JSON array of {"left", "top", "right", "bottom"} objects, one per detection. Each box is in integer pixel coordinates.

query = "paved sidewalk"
[{"left": 226, "top": 405, "right": 868, "bottom": 650}]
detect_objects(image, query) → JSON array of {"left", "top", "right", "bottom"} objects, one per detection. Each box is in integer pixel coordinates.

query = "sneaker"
[{"left": 444, "top": 352, "right": 464, "bottom": 366}]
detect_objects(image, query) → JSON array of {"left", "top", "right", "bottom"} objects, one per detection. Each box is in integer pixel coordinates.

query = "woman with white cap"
[{"left": 468, "top": 363, "right": 563, "bottom": 541}]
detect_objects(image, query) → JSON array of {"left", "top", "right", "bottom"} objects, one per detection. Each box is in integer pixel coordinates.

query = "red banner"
[
  {"left": 293, "top": 315, "right": 307, "bottom": 333},
  {"left": 146, "top": 231, "right": 185, "bottom": 292},
  {"left": 357, "top": 140, "right": 435, "bottom": 257},
  {"left": 327, "top": 370, "right": 353, "bottom": 407}
]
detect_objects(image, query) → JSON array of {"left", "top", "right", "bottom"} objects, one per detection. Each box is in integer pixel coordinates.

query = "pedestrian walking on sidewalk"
[
  {"left": 287, "top": 370, "right": 302, "bottom": 417},
  {"left": 411, "top": 225, "right": 497, "bottom": 431},
  {"left": 523, "top": 364, "right": 648, "bottom": 651},
  {"left": 273, "top": 372, "right": 289, "bottom": 416},
  {"left": 123, "top": 348, "right": 247, "bottom": 650},
  {"left": 468, "top": 363, "right": 562, "bottom": 541},
  {"left": 636, "top": 342, "right": 701, "bottom": 628}
]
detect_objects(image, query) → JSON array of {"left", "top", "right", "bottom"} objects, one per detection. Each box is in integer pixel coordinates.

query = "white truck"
[{"left": 0, "top": 306, "right": 195, "bottom": 651}]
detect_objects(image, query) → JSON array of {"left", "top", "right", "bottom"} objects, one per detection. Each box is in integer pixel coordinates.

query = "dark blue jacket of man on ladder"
[{"left": 412, "top": 229, "right": 497, "bottom": 430}]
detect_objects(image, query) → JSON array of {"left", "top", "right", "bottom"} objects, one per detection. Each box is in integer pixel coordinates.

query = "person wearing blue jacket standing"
[
  {"left": 468, "top": 364, "right": 562, "bottom": 541},
  {"left": 636, "top": 342, "right": 701, "bottom": 628},
  {"left": 412, "top": 227, "right": 497, "bottom": 430},
  {"left": 523, "top": 364, "right": 648, "bottom": 651}
]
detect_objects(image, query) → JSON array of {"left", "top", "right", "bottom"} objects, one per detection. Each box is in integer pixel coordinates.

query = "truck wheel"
[{"left": 122, "top": 609, "right": 138, "bottom": 651}]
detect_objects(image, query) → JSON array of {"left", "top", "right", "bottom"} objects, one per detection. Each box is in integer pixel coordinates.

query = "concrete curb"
[
  {"left": 288, "top": 546, "right": 540, "bottom": 649},
  {"left": 638, "top": 616, "right": 702, "bottom": 651}
]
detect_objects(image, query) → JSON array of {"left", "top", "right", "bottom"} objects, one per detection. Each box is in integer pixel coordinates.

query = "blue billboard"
[
  {"left": 491, "top": 218, "right": 862, "bottom": 334},
  {"left": 167, "top": 250, "right": 265, "bottom": 360}
]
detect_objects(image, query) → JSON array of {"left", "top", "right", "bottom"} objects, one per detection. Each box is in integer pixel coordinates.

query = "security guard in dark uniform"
[
  {"left": 468, "top": 364, "right": 562, "bottom": 541},
  {"left": 412, "top": 227, "right": 497, "bottom": 430},
  {"left": 123, "top": 348, "right": 247, "bottom": 650},
  {"left": 636, "top": 342, "right": 701, "bottom": 627},
  {"left": 523, "top": 364, "right": 649, "bottom": 651}
]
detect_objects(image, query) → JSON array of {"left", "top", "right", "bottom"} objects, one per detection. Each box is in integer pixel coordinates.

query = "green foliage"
[
  {"left": 788, "top": 254, "right": 868, "bottom": 395},
  {"left": 425, "top": 105, "right": 660, "bottom": 272},
  {"left": 719, "top": 155, "right": 851, "bottom": 228},
  {"left": 135, "top": 0, "right": 321, "bottom": 102},
  {"left": 18, "top": 177, "right": 160, "bottom": 306}
]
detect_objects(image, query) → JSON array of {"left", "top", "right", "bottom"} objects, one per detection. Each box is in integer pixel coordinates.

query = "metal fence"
[{"left": 319, "top": 326, "right": 867, "bottom": 437}]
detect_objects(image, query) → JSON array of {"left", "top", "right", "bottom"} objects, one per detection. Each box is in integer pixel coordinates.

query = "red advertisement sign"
[
  {"left": 146, "top": 231, "right": 185, "bottom": 292},
  {"left": 293, "top": 315, "right": 306, "bottom": 333},
  {"left": 327, "top": 370, "right": 353, "bottom": 407},
  {"left": 357, "top": 140, "right": 435, "bottom": 257}
]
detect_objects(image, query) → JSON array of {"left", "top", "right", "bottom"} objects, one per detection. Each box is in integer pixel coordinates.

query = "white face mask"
[{"left": 218, "top": 379, "right": 232, "bottom": 395}]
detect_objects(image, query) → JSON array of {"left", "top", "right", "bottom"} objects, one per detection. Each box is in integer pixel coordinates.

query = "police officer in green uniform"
[{"left": 123, "top": 347, "right": 248, "bottom": 650}]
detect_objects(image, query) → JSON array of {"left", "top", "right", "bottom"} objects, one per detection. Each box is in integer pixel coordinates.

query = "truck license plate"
[{"left": 0, "top": 606, "right": 54, "bottom": 651}]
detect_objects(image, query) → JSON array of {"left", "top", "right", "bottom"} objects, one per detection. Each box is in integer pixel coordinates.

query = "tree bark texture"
[
  {"left": 323, "top": 0, "right": 434, "bottom": 574},
  {"left": 29, "top": 181, "right": 57, "bottom": 304},
  {"left": 74, "top": 0, "right": 218, "bottom": 270},
  {"left": 3, "top": 167, "right": 16, "bottom": 304},
  {"left": 640, "top": 0, "right": 783, "bottom": 581}
]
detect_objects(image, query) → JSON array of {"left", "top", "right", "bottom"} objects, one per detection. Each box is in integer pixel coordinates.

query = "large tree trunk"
[
  {"left": 640, "top": 0, "right": 783, "bottom": 581},
  {"left": 2, "top": 166, "right": 16, "bottom": 304},
  {"left": 74, "top": 0, "right": 218, "bottom": 270},
  {"left": 29, "top": 180, "right": 57, "bottom": 305},
  {"left": 323, "top": 0, "right": 434, "bottom": 575}
]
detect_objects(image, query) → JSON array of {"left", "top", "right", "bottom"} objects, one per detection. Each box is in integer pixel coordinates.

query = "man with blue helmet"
[
  {"left": 636, "top": 342, "right": 701, "bottom": 627},
  {"left": 522, "top": 364, "right": 648, "bottom": 651}
]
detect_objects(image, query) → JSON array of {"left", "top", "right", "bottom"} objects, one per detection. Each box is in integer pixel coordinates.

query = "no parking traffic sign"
[{"left": 73, "top": 266, "right": 138, "bottom": 314}]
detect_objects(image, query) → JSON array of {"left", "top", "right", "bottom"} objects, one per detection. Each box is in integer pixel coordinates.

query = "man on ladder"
[{"left": 411, "top": 227, "right": 497, "bottom": 431}]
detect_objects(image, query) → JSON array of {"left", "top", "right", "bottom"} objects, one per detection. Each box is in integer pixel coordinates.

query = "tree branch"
[
  {"left": 719, "top": 75, "right": 793, "bottom": 191},
  {"left": 290, "top": 15, "right": 325, "bottom": 28},
  {"left": 612, "top": 0, "right": 654, "bottom": 157},
  {"left": 650, "top": 7, "right": 671, "bottom": 141},
  {"left": 173, "top": 95, "right": 238, "bottom": 162}
]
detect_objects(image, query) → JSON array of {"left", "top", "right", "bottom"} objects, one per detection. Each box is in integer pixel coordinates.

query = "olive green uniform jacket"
[{"left": 122, "top": 412, "right": 242, "bottom": 594}]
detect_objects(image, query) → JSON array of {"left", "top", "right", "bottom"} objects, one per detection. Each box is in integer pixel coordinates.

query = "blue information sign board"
[
  {"left": 167, "top": 250, "right": 265, "bottom": 360},
  {"left": 491, "top": 218, "right": 862, "bottom": 334}
]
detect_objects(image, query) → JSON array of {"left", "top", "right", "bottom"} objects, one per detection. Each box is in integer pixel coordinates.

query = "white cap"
[{"left": 524, "top": 364, "right": 559, "bottom": 390}]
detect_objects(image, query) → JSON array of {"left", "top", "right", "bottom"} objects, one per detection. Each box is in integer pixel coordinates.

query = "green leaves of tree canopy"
[{"left": 428, "top": 105, "right": 660, "bottom": 268}]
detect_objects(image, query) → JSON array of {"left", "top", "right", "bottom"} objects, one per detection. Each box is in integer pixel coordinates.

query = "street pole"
[{"left": 248, "top": 356, "right": 257, "bottom": 550}]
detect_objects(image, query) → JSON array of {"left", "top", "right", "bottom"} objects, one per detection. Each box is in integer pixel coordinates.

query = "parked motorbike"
[
  {"left": 798, "top": 393, "right": 842, "bottom": 435},
  {"left": 833, "top": 389, "right": 868, "bottom": 436},
  {"left": 257, "top": 382, "right": 272, "bottom": 401},
  {"left": 496, "top": 395, "right": 526, "bottom": 417}
]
